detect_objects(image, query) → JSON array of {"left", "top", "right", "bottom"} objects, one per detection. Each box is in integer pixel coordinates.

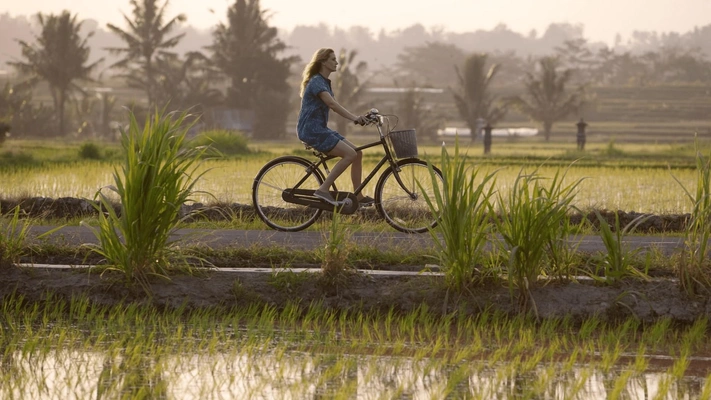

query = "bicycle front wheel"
[
  {"left": 252, "top": 156, "right": 324, "bottom": 232},
  {"left": 375, "top": 158, "right": 444, "bottom": 234}
]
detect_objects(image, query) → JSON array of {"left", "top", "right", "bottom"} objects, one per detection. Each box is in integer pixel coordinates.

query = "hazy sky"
[{"left": 3, "top": 0, "right": 710, "bottom": 44}]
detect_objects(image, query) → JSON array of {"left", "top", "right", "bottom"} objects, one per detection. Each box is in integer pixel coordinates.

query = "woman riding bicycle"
[{"left": 297, "top": 48, "right": 374, "bottom": 206}]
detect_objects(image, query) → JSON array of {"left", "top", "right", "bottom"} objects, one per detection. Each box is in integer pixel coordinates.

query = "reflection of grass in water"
[{"left": 2, "top": 294, "right": 710, "bottom": 398}]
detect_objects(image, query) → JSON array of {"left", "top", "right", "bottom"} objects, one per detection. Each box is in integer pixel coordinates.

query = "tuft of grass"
[
  {"left": 592, "top": 210, "right": 652, "bottom": 283},
  {"left": 420, "top": 140, "right": 498, "bottom": 291},
  {"left": 672, "top": 139, "right": 711, "bottom": 296},
  {"left": 319, "top": 210, "right": 354, "bottom": 283},
  {"left": 189, "top": 129, "right": 250, "bottom": 156},
  {"left": 82, "top": 109, "right": 213, "bottom": 293},
  {"left": 0, "top": 206, "right": 60, "bottom": 266},
  {"left": 494, "top": 165, "right": 584, "bottom": 313},
  {"left": 78, "top": 142, "right": 102, "bottom": 160}
]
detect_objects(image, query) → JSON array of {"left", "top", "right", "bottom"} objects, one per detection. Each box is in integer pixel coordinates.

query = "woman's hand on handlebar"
[{"left": 353, "top": 115, "right": 368, "bottom": 126}]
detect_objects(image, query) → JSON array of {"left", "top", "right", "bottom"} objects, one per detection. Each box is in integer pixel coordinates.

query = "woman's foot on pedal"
[
  {"left": 358, "top": 196, "right": 375, "bottom": 207},
  {"left": 314, "top": 190, "right": 342, "bottom": 206}
]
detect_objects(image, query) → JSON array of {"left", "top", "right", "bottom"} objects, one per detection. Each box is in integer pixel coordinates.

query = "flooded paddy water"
[{"left": 2, "top": 288, "right": 710, "bottom": 399}]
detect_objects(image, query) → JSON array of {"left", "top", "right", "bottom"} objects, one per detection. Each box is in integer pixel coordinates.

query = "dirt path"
[{"left": 6, "top": 226, "right": 705, "bottom": 323}]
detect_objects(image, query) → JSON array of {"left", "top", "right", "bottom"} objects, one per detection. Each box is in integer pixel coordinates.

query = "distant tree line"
[{"left": 1, "top": 0, "right": 711, "bottom": 141}]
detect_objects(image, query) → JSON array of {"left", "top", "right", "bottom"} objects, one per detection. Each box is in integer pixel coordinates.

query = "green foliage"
[
  {"left": 208, "top": 0, "right": 297, "bottom": 139},
  {"left": 189, "top": 129, "right": 250, "bottom": 156},
  {"left": 592, "top": 211, "right": 652, "bottom": 283},
  {"left": 420, "top": 140, "right": 498, "bottom": 290},
  {"left": 332, "top": 48, "right": 369, "bottom": 136},
  {"left": 452, "top": 53, "right": 508, "bottom": 140},
  {"left": 78, "top": 142, "right": 102, "bottom": 160},
  {"left": 154, "top": 52, "right": 224, "bottom": 112},
  {"left": 268, "top": 268, "right": 311, "bottom": 294},
  {"left": 604, "top": 140, "right": 626, "bottom": 157},
  {"left": 397, "top": 85, "right": 446, "bottom": 141},
  {"left": 319, "top": 211, "right": 353, "bottom": 281},
  {"left": 1, "top": 83, "right": 56, "bottom": 139},
  {"left": 83, "top": 109, "right": 211, "bottom": 293},
  {"left": 672, "top": 141, "right": 711, "bottom": 295},
  {"left": 510, "top": 56, "right": 581, "bottom": 140},
  {"left": 1, "top": 206, "right": 60, "bottom": 266},
  {"left": 494, "top": 165, "right": 584, "bottom": 312},
  {"left": 0, "top": 206, "right": 32, "bottom": 266},
  {"left": 0, "top": 150, "right": 36, "bottom": 168},
  {"left": 8, "top": 11, "right": 101, "bottom": 136},
  {"left": 105, "top": 0, "right": 186, "bottom": 107},
  {"left": 396, "top": 42, "right": 466, "bottom": 88}
]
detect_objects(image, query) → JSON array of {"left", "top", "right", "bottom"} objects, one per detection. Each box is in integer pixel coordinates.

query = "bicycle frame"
[{"left": 295, "top": 116, "right": 417, "bottom": 200}]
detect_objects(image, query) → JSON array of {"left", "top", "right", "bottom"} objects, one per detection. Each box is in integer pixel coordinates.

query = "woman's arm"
[{"left": 318, "top": 91, "right": 364, "bottom": 123}]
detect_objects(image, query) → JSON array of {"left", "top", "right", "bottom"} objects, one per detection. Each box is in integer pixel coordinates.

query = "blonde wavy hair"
[{"left": 299, "top": 48, "right": 334, "bottom": 97}]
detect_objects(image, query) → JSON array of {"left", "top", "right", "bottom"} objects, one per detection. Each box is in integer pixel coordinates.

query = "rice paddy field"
[
  {"left": 0, "top": 139, "right": 705, "bottom": 217},
  {"left": 3, "top": 137, "right": 711, "bottom": 399},
  {"left": 2, "top": 296, "right": 710, "bottom": 399}
]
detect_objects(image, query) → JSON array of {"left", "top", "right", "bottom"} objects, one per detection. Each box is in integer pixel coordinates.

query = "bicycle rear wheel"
[
  {"left": 252, "top": 156, "right": 324, "bottom": 232},
  {"left": 375, "top": 158, "right": 444, "bottom": 234}
]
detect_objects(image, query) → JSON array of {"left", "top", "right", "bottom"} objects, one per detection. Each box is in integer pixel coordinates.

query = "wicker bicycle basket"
[{"left": 386, "top": 129, "right": 418, "bottom": 159}]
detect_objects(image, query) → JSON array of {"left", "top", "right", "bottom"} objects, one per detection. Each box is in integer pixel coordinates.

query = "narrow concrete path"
[{"left": 28, "top": 225, "right": 686, "bottom": 256}]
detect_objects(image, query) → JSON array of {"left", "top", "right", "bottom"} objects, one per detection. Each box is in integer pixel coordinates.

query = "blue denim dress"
[{"left": 296, "top": 74, "right": 344, "bottom": 153}]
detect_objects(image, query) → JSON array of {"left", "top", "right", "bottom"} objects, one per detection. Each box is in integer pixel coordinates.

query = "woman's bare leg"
[
  {"left": 341, "top": 139, "right": 363, "bottom": 191},
  {"left": 317, "top": 140, "right": 357, "bottom": 193}
]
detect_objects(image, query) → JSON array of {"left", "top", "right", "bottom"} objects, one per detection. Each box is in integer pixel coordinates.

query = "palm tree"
[
  {"left": 510, "top": 56, "right": 582, "bottom": 141},
  {"left": 208, "top": 0, "right": 297, "bottom": 138},
  {"left": 154, "top": 51, "right": 224, "bottom": 111},
  {"left": 332, "top": 48, "right": 369, "bottom": 136},
  {"left": 9, "top": 11, "right": 101, "bottom": 136},
  {"left": 105, "top": 0, "right": 186, "bottom": 108},
  {"left": 451, "top": 53, "right": 507, "bottom": 142}
]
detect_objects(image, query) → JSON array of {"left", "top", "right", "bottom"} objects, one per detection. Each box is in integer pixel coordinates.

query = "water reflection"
[{"left": 1, "top": 348, "right": 707, "bottom": 399}]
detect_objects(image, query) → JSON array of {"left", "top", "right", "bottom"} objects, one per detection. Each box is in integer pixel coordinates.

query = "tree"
[
  {"left": 396, "top": 83, "right": 445, "bottom": 141},
  {"left": 451, "top": 53, "right": 508, "bottom": 142},
  {"left": 153, "top": 51, "right": 224, "bottom": 112},
  {"left": 554, "top": 38, "right": 594, "bottom": 83},
  {"left": 332, "top": 48, "right": 369, "bottom": 136},
  {"left": 9, "top": 11, "right": 101, "bottom": 136},
  {"left": 510, "top": 56, "right": 581, "bottom": 141},
  {"left": 105, "top": 0, "right": 186, "bottom": 108},
  {"left": 208, "top": 0, "right": 297, "bottom": 139},
  {"left": 396, "top": 42, "right": 465, "bottom": 88}
]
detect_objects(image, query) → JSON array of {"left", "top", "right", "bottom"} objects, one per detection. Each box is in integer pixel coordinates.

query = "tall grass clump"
[
  {"left": 189, "top": 129, "right": 250, "bottom": 156},
  {"left": 673, "top": 141, "right": 711, "bottom": 295},
  {"left": 420, "top": 140, "right": 498, "bottom": 290},
  {"left": 494, "top": 165, "right": 584, "bottom": 312},
  {"left": 83, "top": 109, "right": 211, "bottom": 292}
]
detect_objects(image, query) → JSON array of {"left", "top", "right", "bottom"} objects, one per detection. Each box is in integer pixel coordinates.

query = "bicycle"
[{"left": 251, "top": 109, "right": 444, "bottom": 233}]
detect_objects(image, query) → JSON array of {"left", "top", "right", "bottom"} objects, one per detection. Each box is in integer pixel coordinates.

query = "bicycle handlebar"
[{"left": 353, "top": 108, "right": 382, "bottom": 126}]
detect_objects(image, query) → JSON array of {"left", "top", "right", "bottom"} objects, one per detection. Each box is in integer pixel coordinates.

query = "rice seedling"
[
  {"left": 592, "top": 210, "right": 653, "bottom": 283},
  {"left": 0, "top": 206, "right": 60, "bottom": 266},
  {"left": 82, "top": 109, "right": 212, "bottom": 292},
  {"left": 420, "top": 140, "right": 499, "bottom": 291},
  {"left": 1, "top": 294, "right": 710, "bottom": 399}
]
